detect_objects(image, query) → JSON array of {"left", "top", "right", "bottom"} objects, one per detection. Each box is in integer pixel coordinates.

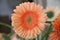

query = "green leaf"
[
  {"left": 8, "top": 30, "right": 14, "bottom": 37},
  {"left": 46, "top": 11, "right": 54, "bottom": 18},
  {"left": 41, "top": 30, "right": 46, "bottom": 40},
  {"left": 0, "top": 22, "right": 13, "bottom": 28},
  {"left": 3, "top": 34, "right": 10, "bottom": 40}
]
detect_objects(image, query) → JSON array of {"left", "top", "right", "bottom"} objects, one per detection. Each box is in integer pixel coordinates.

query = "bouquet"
[{"left": 0, "top": 2, "right": 60, "bottom": 40}]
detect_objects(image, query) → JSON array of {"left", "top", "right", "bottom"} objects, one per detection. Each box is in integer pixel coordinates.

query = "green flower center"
[
  {"left": 46, "top": 11, "right": 54, "bottom": 18},
  {"left": 27, "top": 17, "right": 32, "bottom": 23}
]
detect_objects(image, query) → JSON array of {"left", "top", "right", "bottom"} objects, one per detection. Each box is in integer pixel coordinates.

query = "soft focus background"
[{"left": 0, "top": 0, "right": 60, "bottom": 40}]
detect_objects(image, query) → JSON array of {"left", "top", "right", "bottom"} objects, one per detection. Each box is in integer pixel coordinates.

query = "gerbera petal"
[
  {"left": 39, "top": 13, "right": 47, "bottom": 23},
  {"left": 35, "top": 27, "right": 41, "bottom": 34},
  {"left": 26, "top": 30, "right": 31, "bottom": 39},
  {"left": 38, "top": 23, "right": 45, "bottom": 30},
  {"left": 49, "top": 32, "right": 60, "bottom": 40},
  {"left": 11, "top": 14, "right": 21, "bottom": 27}
]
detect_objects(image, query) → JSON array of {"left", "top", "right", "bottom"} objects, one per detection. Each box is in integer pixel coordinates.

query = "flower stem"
[
  {"left": 22, "top": 38, "right": 25, "bottom": 40},
  {"left": 36, "top": 35, "right": 39, "bottom": 40},
  {"left": 0, "top": 22, "right": 13, "bottom": 28}
]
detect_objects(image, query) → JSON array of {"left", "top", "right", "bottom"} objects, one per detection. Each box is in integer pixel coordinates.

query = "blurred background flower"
[
  {"left": 49, "top": 14, "right": 60, "bottom": 40},
  {"left": 45, "top": 7, "right": 60, "bottom": 21}
]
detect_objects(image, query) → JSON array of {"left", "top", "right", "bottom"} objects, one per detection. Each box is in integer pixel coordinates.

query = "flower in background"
[
  {"left": 49, "top": 32, "right": 60, "bottom": 40},
  {"left": 45, "top": 7, "right": 60, "bottom": 21},
  {"left": 52, "top": 14, "right": 60, "bottom": 32},
  {"left": 49, "top": 14, "right": 60, "bottom": 40},
  {"left": 11, "top": 2, "right": 47, "bottom": 39}
]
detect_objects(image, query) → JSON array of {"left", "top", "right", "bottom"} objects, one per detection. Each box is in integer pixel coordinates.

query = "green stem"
[
  {"left": 41, "top": 32, "right": 46, "bottom": 40},
  {"left": 36, "top": 35, "right": 39, "bottom": 40},
  {"left": 41, "top": 23, "right": 54, "bottom": 40},
  {"left": 46, "top": 21, "right": 52, "bottom": 23},
  {"left": 45, "top": 34, "right": 49, "bottom": 40},
  {"left": 0, "top": 22, "right": 13, "bottom": 28},
  {"left": 22, "top": 38, "right": 25, "bottom": 40}
]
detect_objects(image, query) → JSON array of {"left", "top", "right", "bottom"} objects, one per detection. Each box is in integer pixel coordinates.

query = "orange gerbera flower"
[
  {"left": 53, "top": 14, "right": 60, "bottom": 32},
  {"left": 49, "top": 32, "right": 60, "bottom": 40},
  {"left": 49, "top": 14, "right": 60, "bottom": 40},
  {"left": 11, "top": 2, "right": 47, "bottom": 39}
]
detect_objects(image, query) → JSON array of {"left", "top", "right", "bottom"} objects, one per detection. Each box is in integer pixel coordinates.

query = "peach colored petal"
[{"left": 49, "top": 32, "right": 60, "bottom": 40}]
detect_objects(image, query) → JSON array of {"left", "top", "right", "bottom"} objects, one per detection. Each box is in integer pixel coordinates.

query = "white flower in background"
[{"left": 45, "top": 7, "right": 60, "bottom": 21}]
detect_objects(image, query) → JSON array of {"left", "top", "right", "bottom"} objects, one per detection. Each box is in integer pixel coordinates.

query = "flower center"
[{"left": 27, "top": 17, "right": 32, "bottom": 24}]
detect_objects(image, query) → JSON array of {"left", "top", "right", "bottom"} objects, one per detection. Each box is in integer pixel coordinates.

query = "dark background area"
[{"left": 0, "top": 0, "right": 33, "bottom": 34}]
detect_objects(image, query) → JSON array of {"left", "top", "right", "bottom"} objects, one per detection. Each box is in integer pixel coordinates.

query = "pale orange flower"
[
  {"left": 11, "top": 2, "right": 47, "bottom": 39},
  {"left": 49, "top": 14, "right": 60, "bottom": 40}
]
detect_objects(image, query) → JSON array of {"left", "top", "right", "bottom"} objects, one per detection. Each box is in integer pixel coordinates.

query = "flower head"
[
  {"left": 11, "top": 2, "right": 47, "bottom": 39},
  {"left": 52, "top": 14, "right": 60, "bottom": 32},
  {"left": 49, "top": 32, "right": 60, "bottom": 40},
  {"left": 49, "top": 14, "right": 60, "bottom": 40},
  {"left": 45, "top": 7, "right": 60, "bottom": 21}
]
